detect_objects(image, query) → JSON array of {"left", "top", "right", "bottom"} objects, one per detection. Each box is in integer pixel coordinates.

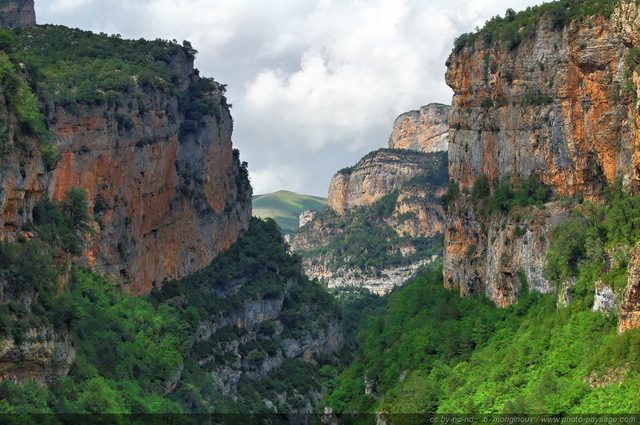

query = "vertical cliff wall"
[
  {"left": 0, "top": 27, "right": 252, "bottom": 295},
  {"left": 0, "top": 0, "right": 35, "bottom": 27},
  {"left": 444, "top": 2, "right": 640, "bottom": 306},
  {"left": 47, "top": 75, "right": 251, "bottom": 294}
]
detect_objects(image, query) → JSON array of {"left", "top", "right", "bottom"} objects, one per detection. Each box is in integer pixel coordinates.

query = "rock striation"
[
  {"left": 0, "top": 32, "right": 252, "bottom": 295},
  {"left": 47, "top": 70, "right": 252, "bottom": 295},
  {"left": 292, "top": 150, "right": 447, "bottom": 294},
  {"left": 444, "top": 2, "right": 640, "bottom": 306},
  {"left": 388, "top": 103, "right": 450, "bottom": 153},
  {"left": 0, "top": 0, "right": 35, "bottom": 27},
  {"left": 328, "top": 149, "right": 444, "bottom": 215}
]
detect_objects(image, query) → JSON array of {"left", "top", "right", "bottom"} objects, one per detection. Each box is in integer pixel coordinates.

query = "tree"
[{"left": 60, "top": 187, "right": 91, "bottom": 233}]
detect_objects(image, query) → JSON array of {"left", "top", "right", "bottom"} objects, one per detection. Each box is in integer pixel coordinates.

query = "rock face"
[
  {"left": 0, "top": 39, "right": 252, "bottom": 295},
  {"left": 593, "top": 281, "right": 616, "bottom": 312},
  {"left": 47, "top": 67, "right": 252, "bottom": 294},
  {"left": 619, "top": 244, "right": 640, "bottom": 332},
  {"left": 388, "top": 103, "right": 450, "bottom": 153},
  {"left": 292, "top": 150, "right": 447, "bottom": 294},
  {"left": 328, "top": 149, "right": 444, "bottom": 215},
  {"left": 444, "top": 2, "right": 640, "bottom": 306},
  {"left": 0, "top": 328, "right": 74, "bottom": 385},
  {"left": 299, "top": 210, "right": 318, "bottom": 228},
  {"left": 0, "top": 107, "right": 45, "bottom": 235},
  {"left": 0, "top": 0, "right": 35, "bottom": 27}
]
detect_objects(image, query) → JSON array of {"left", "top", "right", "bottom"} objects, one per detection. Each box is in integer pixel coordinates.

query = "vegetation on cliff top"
[
  {"left": 451, "top": 0, "right": 620, "bottom": 55},
  {"left": 12, "top": 25, "right": 195, "bottom": 106}
]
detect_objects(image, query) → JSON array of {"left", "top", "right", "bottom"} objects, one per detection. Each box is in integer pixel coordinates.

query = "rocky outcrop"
[
  {"left": 5, "top": 32, "right": 254, "bottom": 297},
  {"left": 305, "top": 256, "right": 439, "bottom": 295},
  {"left": 0, "top": 327, "right": 74, "bottom": 385},
  {"left": 0, "top": 34, "right": 252, "bottom": 295},
  {"left": 619, "top": 244, "right": 640, "bottom": 333},
  {"left": 293, "top": 150, "right": 447, "bottom": 295},
  {"left": 445, "top": 200, "right": 570, "bottom": 307},
  {"left": 388, "top": 103, "right": 450, "bottom": 153},
  {"left": 328, "top": 149, "right": 445, "bottom": 215},
  {"left": 0, "top": 0, "right": 35, "bottom": 27},
  {"left": 47, "top": 63, "right": 252, "bottom": 294},
  {"left": 299, "top": 210, "right": 318, "bottom": 228},
  {"left": 593, "top": 281, "right": 616, "bottom": 312},
  {"left": 444, "top": 2, "right": 640, "bottom": 305}
]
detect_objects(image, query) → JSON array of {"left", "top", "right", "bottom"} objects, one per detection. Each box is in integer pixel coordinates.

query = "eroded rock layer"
[
  {"left": 0, "top": 0, "right": 35, "bottom": 27},
  {"left": 47, "top": 74, "right": 252, "bottom": 294},
  {"left": 444, "top": 2, "right": 640, "bottom": 306},
  {"left": 388, "top": 103, "right": 450, "bottom": 153}
]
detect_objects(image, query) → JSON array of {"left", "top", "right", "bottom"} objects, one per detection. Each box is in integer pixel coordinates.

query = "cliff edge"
[{"left": 444, "top": 1, "right": 640, "bottom": 307}]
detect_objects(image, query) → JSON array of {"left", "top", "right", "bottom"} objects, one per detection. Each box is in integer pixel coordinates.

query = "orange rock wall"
[
  {"left": 45, "top": 64, "right": 252, "bottom": 294},
  {"left": 444, "top": 3, "right": 640, "bottom": 306}
]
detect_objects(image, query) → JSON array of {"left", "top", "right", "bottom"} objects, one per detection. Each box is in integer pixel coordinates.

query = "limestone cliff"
[
  {"left": 47, "top": 76, "right": 251, "bottom": 295},
  {"left": 444, "top": 2, "right": 640, "bottom": 306},
  {"left": 328, "top": 149, "right": 445, "bottom": 215},
  {"left": 0, "top": 0, "right": 35, "bottom": 27},
  {"left": 388, "top": 103, "right": 450, "bottom": 153},
  {"left": 0, "top": 27, "right": 252, "bottom": 383},
  {"left": 0, "top": 26, "right": 252, "bottom": 295},
  {"left": 292, "top": 150, "right": 447, "bottom": 294}
]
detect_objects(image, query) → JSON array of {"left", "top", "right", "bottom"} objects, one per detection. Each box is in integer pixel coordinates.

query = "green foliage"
[
  {"left": 441, "top": 180, "right": 460, "bottom": 210},
  {"left": 1, "top": 216, "right": 342, "bottom": 414},
  {"left": 12, "top": 25, "right": 192, "bottom": 105},
  {"left": 252, "top": 190, "right": 328, "bottom": 236},
  {"left": 0, "top": 189, "right": 92, "bottom": 341},
  {"left": 450, "top": 0, "right": 619, "bottom": 54},
  {"left": 480, "top": 98, "right": 494, "bottom": 108},
  {"left": 32, "top": 188, "right": 91, "bottom": 255},
  {"left": 327, "top": 260, "right": 640, "bottom": 414},
  {"left": 546, "top": 177, "right": 640, "bottom": 298},
  {"left": 521, "top": 86, "right": 554, "bottom": 106},
  {"left": 470, "top": 174, "right": 552, "bottom": 216},
  {"left": 0, "top": 50, "right": 47, "bottom": 140},
  {"left": 178, "top": 77, "right": 221, "bottom": 137}
]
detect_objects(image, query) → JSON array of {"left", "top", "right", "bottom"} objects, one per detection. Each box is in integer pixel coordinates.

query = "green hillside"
[{"left": 252, "top": 190, "right": 327, "bottom": 235}]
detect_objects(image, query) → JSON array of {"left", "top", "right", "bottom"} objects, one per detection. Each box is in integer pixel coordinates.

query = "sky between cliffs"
[{"left": 37, "top": 0, "right": 540, "bottom": 197}]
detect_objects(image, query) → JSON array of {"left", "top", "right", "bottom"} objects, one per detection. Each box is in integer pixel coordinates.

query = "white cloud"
[{"left": 36, "top": 0, "right": 543, "bottom": 196}]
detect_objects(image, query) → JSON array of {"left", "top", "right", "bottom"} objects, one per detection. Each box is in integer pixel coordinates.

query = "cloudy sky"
[{"left": 36, "top": 0, "right": 542, "bottom": 197}]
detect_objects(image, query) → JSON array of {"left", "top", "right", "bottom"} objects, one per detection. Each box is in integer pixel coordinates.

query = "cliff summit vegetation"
[{"left": 451, "top": 0, "right": 620, "bottom": 55}]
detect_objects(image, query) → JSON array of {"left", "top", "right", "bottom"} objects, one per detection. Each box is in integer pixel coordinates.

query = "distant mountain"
[{"left": 252, "top": 190, "right": 327, "bottom": 235}]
